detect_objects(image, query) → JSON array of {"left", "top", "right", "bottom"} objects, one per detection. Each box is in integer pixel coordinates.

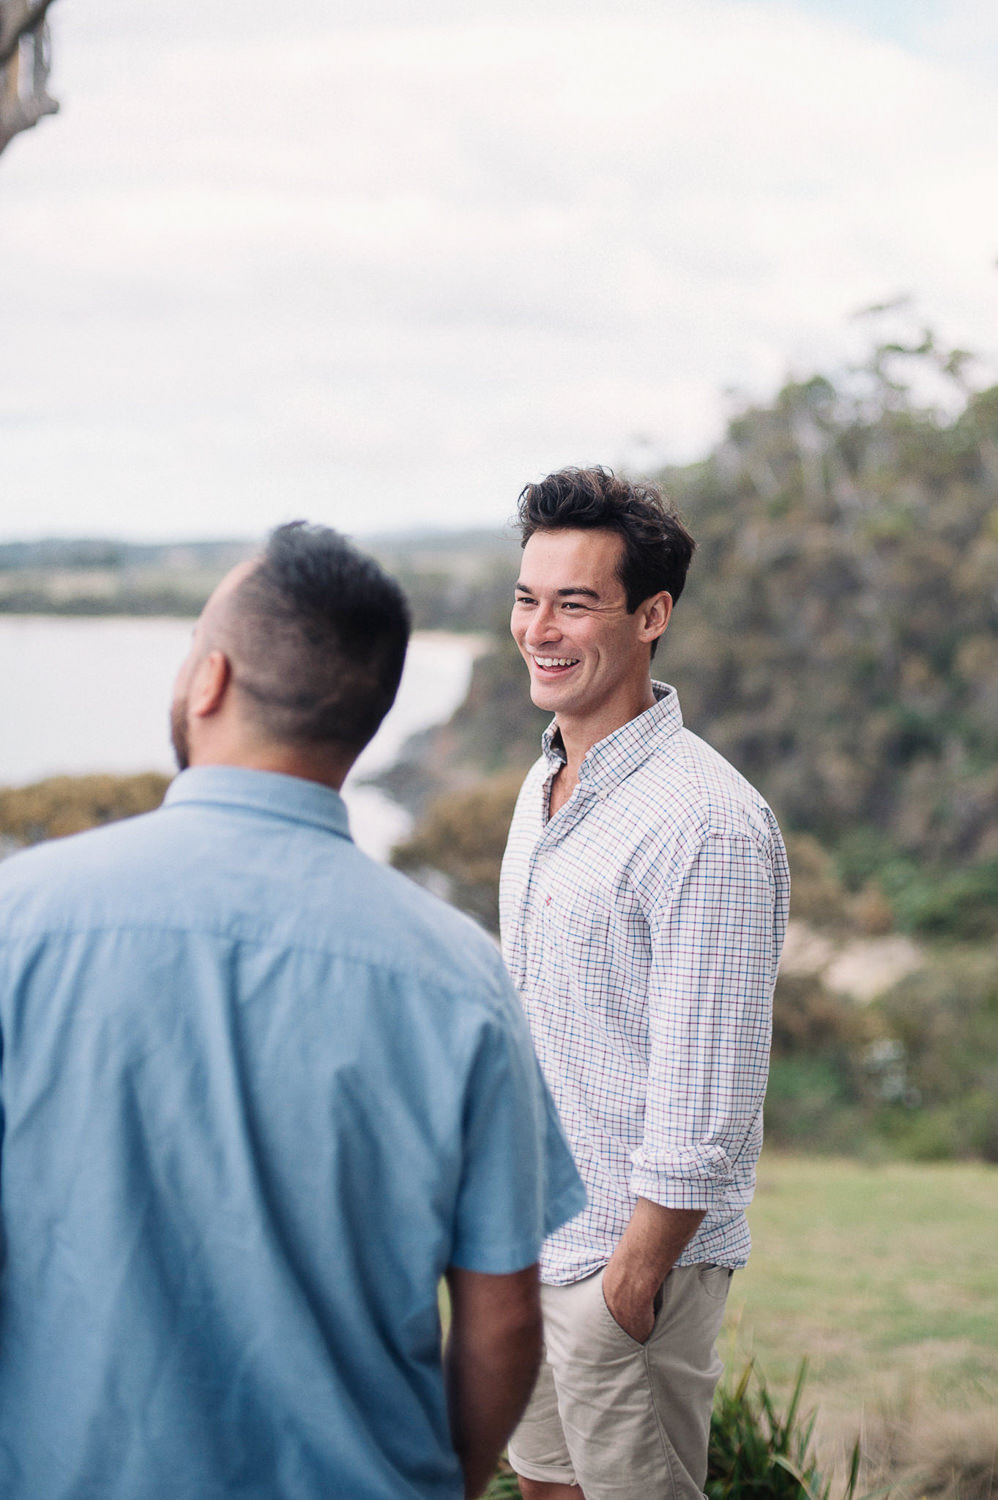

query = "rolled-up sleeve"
[{"left": 629, "top": 834, "right": 779, "bottom": 1209}]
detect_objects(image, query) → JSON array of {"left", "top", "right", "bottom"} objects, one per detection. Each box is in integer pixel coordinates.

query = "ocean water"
[{"left": 0, "top": 617, "right": 482, "bottom": 861}]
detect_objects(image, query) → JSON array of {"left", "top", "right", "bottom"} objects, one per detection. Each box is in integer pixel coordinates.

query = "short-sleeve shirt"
[
  {"left": 0, "top": 766, "right": 584, "bottom": 1500},
  {"left": 500, "top": 684, "right": 788, "bottom": 1284}
]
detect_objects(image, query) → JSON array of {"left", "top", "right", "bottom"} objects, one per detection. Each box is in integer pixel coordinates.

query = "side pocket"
[
  {"left": 698, "top": 1264, "right": 733, "bottom": 1300},
  {"left": 597, "top": 1274, "right": 655, "bottom": 1349}
]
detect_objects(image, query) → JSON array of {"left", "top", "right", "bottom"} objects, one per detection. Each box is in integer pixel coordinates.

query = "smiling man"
[{"left": 499, "top": 467, "right": 790, "bottom": 1500}]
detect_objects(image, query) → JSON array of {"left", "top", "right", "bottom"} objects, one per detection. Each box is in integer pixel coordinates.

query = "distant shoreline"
[
  {"left": 0, "top": 527, "right": 518, "bottom": 635},
  {"left": 0, "top": 622, "right": 483, "bottom": 863},
  {"left": 0, "top": 599, "right": 204, "bottom": 618}
]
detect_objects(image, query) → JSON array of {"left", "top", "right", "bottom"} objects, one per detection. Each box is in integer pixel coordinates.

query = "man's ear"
[
  {"left": 189, "top": 650, "right": 231, "bottom": 718},
  {"left": 638, "top": 591, "right": 673, "bottom": 645}
]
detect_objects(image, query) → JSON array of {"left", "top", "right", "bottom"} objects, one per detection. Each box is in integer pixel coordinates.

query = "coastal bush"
[
  {"left": 707, "top": 1362, "right": 862, "bottom": 1500},
  {"left": 878, "top": 857, "right": 998, "bottom": 941},
  {"left": 874, "top": 950, "right": 998, "bottom": 1162},
  {"left": 483, "top": 1461, "right": 522, "bottom": 1498},
  {"left": 782, "top": 836, "right": 853, "bottom": 929},
  {"left": 391, "top": 772, "right": 523, "bottom": 933},
  {"left": 763, "top": 948, "right": 998, "bottom": 1163},
  {"left": 0, "top": 772, "right": 170, "bottom": 846},
  {"left": 390, "top": 765, "right": 998, "bottom": 1163}
]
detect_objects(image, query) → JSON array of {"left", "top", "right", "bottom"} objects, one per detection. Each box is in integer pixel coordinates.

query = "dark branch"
[{"left": 0, "top": 0, "right": 60, "bottom": 68}]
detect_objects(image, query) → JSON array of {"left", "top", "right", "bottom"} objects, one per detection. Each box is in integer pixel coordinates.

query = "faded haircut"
[{"left": 226, "top": 522, "right": 411, "bottom": 752}]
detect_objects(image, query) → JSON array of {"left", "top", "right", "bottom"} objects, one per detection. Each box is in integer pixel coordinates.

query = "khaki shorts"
[{"left": 508, "top": 1263, "right": 732, "bottom": 1500}]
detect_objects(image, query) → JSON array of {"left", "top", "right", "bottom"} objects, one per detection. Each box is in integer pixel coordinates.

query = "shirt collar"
[
  {"left": 541, "top": 681, "right": 684, "bottom": 788},
  {"left": 164, "top": 765, "right": 353, "bottom": 841}
]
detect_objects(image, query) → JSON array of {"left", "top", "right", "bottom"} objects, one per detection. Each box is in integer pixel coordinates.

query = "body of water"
[{"left": 0, "top": 617, "right": 482, "bottom": 861}]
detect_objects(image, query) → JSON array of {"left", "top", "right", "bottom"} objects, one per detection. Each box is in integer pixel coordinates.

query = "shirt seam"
[{"left": 0, "top": 922, "right": 509, "bottom": 1009}]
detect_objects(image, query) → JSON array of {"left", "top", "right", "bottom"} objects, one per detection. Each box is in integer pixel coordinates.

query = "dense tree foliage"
[
  {"left": 387, "top": 330, "right": 998, "bottom": 1160},
  {"left": 391, "top": 331, "right": 998, "bottom": 944},
  {"left": 2, "top": 326, "right": 994, "bottom": 1160},
  {"left": 663, "top": 345, "right": 998, "bottom": 890}
]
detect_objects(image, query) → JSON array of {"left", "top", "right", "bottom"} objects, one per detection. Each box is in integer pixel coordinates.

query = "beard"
[{"left": 170, "top": 692, "right": 191, "bottom": 772}]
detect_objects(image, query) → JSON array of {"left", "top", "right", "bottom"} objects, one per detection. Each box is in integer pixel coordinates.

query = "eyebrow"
[{"left": 514, "top": 581, "right": 602, "bottom": 600}]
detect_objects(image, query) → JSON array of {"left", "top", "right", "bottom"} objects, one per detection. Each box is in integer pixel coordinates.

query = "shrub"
[
  {"left": 707, "top": 1361, "right": 862, "bottom": 1500},
  {"left": 391, "top": 772, "right": 523, "bottom": 933},
  {"left": 0, "top": 773, "right": 170, "bottom": 846},
  {"left": 874, "top": 950, "right": 998, "bottom": 1161},
  {"left": 483, "top": 1460, "right": 522, "bottom": 1498},
  {"left": 785, "top": 835, "right": 852, "bottom": 930}
]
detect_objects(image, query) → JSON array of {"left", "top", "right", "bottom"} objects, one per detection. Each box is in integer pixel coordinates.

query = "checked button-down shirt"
[{"left": 500, "top": 683, "right": 790, "bottom": 1285}]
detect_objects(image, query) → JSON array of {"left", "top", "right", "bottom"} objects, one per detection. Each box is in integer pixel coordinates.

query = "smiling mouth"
[{"left": 532, "top": 655, "right": 580, "bottom": 670}]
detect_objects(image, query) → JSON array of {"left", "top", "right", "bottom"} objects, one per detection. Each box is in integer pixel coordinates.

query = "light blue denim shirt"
[{"left": 0, "top": 766, "right": 584, "bottom": 1500}]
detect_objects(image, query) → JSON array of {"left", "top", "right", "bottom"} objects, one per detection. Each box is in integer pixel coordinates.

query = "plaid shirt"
[{"left": 499, "top": 683, "right": 789, "bottom": 1284}]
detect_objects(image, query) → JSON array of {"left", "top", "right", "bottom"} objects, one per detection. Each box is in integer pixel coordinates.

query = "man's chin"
[
  {"left": 529, "top": 684, "right": 558, "bottom": 711},
  {"left": 529, "top": 676, "right": 574, "bottom": 713}
]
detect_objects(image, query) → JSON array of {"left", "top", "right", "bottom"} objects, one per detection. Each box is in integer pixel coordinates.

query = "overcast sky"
[{"left": 1, "top": 0, "right": 996, "bottom": 543}]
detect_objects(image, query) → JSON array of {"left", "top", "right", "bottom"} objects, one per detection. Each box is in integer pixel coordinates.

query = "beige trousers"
[{"left": 508, "top": 1264, "right": 732, "bottom": 1500}]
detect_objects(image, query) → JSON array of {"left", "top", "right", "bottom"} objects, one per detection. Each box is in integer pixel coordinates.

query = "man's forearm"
[
  {"left": 444, "top": 1263, "right": 543, "bottom": 1498},
  {"left": 601, "top": 1198, "right": 706, "bottom": 1343}
]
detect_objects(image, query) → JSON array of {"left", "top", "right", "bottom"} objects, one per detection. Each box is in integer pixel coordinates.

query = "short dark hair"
[
  {"left": 227, "top": 522, "right": 411, "bottom": 752},
  {"left": 516, "top": 466, "right": 695, "bottom": 610}
]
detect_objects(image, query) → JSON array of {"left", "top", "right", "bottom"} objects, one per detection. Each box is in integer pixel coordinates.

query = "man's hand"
[
  {"left": 601, "top": 1257, "right": 658, "bottom": 1343},
  {"left": 601, "top": 1199, "right": 706, "bottom": 1343},
  {"left": 444, "top": 1262, "right": 543, "bottom": 1499}
]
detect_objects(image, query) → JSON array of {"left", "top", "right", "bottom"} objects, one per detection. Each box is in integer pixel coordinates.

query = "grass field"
[
  {"left": 483, "top": 1153, "right": 996, "bottom": 1499},
  {"left": 722, "top": 1153, "right": 997, "bottom": 1492}
]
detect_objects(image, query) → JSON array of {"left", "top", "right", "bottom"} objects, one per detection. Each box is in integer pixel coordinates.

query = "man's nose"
[{"left": 525, "top": 602, "right": 560, "bottom": 644}]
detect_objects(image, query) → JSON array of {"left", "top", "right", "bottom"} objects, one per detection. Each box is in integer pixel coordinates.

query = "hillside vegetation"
[
  {"left": 390, "top": 327, "right": 998, "bottom": 1163},
  {"left": 3, "top": 324, "right": 995, "bottom": 1161},
  {"left": 662, "top": 347, "right": 998, "bottom": 936},
  {"left": 393, "top": 328, "right": 998, "bottom": 927}
]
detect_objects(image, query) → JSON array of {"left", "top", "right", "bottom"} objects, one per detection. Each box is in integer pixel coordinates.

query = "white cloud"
[{"left": 1, "top": 0, "right": 996, "bottom": 540}]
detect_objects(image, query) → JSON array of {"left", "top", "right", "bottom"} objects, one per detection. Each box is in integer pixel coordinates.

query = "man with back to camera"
[
  {"left": 499, "top": 468, "right": 790, "bottom": 1500},
  {"left": 0, "top": 521, "right": 585, "bottom": 1500}
]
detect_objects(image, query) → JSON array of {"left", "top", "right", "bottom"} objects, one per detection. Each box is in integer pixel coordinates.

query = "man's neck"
[
  {"left": 549, "top": 681, "right": 657, "bottom": 813},
  {"left": 188, "top": 741, "right": 354, "bottom": 794}
]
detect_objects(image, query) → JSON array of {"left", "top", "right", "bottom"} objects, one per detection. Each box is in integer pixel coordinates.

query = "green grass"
[
  {"left": 483, "top": 1153, "right": 998, "bottom": 1498},
  {"left": 725, "top": 1153, "right": 998, "bottom": 1438},
  {"left": 482, "top": 1459, "right": 523, "bottom": 1498}
]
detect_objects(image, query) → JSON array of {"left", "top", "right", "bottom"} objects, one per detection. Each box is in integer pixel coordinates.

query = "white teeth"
[{"left": 534, "top": 656, "right": 578, "bottom": 668}]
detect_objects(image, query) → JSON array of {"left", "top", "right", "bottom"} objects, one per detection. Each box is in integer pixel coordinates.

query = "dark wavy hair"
[
  {"left": 517, "top": 466, "right": 695, "bottom": 611},
  {"left": 227, "top": 522, "right": 411, "bottom": 752}
]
